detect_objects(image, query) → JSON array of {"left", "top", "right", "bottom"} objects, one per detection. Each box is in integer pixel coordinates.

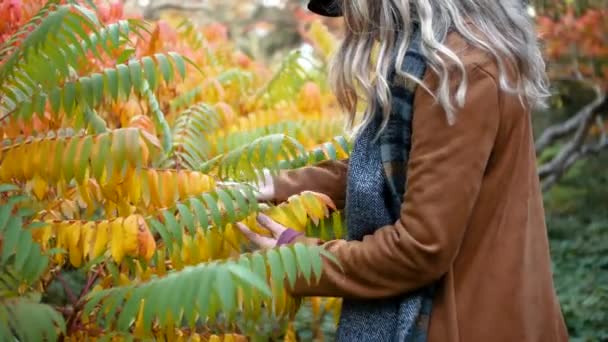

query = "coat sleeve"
[
  {"left": 288, "top": 64, "right": 501, "bottom": 299},
  {"left": 273, "top": 159, "right": 349, "bottom": 209}
]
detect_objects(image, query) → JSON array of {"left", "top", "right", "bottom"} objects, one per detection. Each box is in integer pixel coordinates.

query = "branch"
[
  {"left": 538, "top": 85, "right": 608, "bottom": 191},
  {"left": 535, "top": 82, "right": 605, "bottom": 153},
  {"left": 541, "top": 134, "right": 608, "bottom": 191}
]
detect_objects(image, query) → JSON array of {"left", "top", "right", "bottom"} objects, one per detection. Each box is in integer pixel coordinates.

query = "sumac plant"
[{"left": 0, "top": 0, "right": 349, "bottom": 340}]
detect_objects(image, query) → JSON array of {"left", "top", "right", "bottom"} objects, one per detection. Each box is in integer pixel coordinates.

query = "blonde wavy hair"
[{"left": 329, "top": 0, "right": 549, "bottom": 132}]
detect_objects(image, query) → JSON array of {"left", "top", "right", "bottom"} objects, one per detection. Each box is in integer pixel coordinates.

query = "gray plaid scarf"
[{"left": 339, "top": 26, "right": 435, "bottom": 342}]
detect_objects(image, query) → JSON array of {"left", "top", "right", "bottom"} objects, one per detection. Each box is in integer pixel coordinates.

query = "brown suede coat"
[{"left": 273, "top": 32, "right": 569, "bottom": 342}]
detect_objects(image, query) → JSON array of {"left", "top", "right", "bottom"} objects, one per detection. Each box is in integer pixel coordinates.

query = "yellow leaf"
[
  {"left": 146, "top": 169, "right": 161, "bottom": 208},
  {"left": 118, "top": 273, "right": 130, "bottom": 286},
  {"left": 195, "top": 231, "right": 209, "bottom": 262},
  {"left": 157, "top": 248, "right": 167, "bottom": 277},
  {"left": 177, "top": 170, "right": 188, "bottom": 200},
  {"left": 20, "top": 142, "right": 32, "bottom": 180},
  {"left": 284, "top": 322, "right": 297, "bottom": 342},
  {"left": 223, "top": 224, "right": 242, "bottom": 252},
  {"left": 31, "top": 175, "right": 48, "bottom": 200},
  {"left": 136, "top": 217, "right": 156, "bottom": 261},
  {"left": 138, "top": 134, "right": 150, "bottom": 165},
  {"left": 31, "top": 222, "right": 52, "bottom": 250},
  {"left": 299, "top": 192, "right": 332, "bottom": 224},
  {"left": 110, "top": 218, "right": 125, "bottom": 263},
  {"left": 180, "top": 235, "right": 192, "bottom": 265},
  {"left": 81, "top": 221, "right": 96, "bottom": 260},
  {"left": 92, "top": 220, "right": 110, "bottom": 259},
  {"left": 59, "top": 200, "right": 78, "bottom": 220},
  {"left": 171, "top": 243, "right": 184, "bottom": 270},
  {"left": 160, "top": 170, "right": 176, "bottom": 207},
  {"left": 66, "top": 222, "right": 83, "bottom": 267},
  {"left": 134, "top": 300, "right": 147, "bottom": 338},
  {"left": 266, "top": 207, "right": 292, "bottom": 231},
  {"left": 53, "top": 222, "right": 68, "bottom": 264},
  {"left": 127, "top": 169, "right": 142, "bottom": 205},
  {"left": 78, "top": 183, "right": 95, "bottom": 217},
  {"left": 122, "top": 215, "right": 139, "bottom": 256},
  {"left": 273, "top": 280, "right": 287, "bottom": 316}
]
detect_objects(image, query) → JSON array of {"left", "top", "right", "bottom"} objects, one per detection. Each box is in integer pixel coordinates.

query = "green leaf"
[
  {"left": 0, "top": 184, "right": 19, "bottom": 193},
  {"left": 266, "top": 249, "right": 284, "bottom": 292},
  {"left": 116, "top": 64, "right": 131, "bottom": 99},
  {"left": 294, "top": 243, "right": 312, "bottom": 283},
  {"left": 117, "top": 289, "right": 144, "bottom": 331},
  {"left": 74, "top": 135, "right": 93, "bottom": 184},
  {"left": 0, "top": 204, "right": 13, "bottom": 233},
  {"left": 279, "top": 245, "right": 297, "bottom": 288},
  {"left": 227, "top": 263, "right": 271, "bottom": 296},
  {"left": 91, "top": 133, "right": 111, "bottom": 180},
  {"left": 110, "top": 129, "right": 127, "bottom": 177},
  {"left": 128, "top": 60, "right": 143, "bottom": 93},
  {"left": 142, "top": 56, "right": 157, "bottom": 90},
  {"left": 148, "top": 218, "right": 170, "bottom": 252},
  {"left": 49, "top": 87, "right": 61, "bottom": 114},
  {"left": 162, "top": 209, "right": 182, "bottom": 247},
  {"left": 104, "top": 68, "right": 119, "bottom": 100},
  {"left": 155, "top": 54, "right": 173, "bottom": 83},
  {"left": 196, "top": 264, "right": 216, "bottom": 317},
  {"left": 168, "top": 52, "right": 186, "bottom": 79},
  {"left": 216, "top": 189, "right": 236, "bottom": 224},
  {"left": 84, "top": 108, "right": 108, "bottom": 134},
  {"left": 79, "top": 76, "right": 94, "bottom": 108},
  {"left": 189, "top": 198, "right": 209, "bottom": 231},
  {"left": 14, "top": 230, "right": 33, "bottom": 272},
  {"left": 202, "top": 193, "right": 222, "bottom": 227},
  {"left": 62, "top": 136, "right": 80, "bottom": 182},
  {"left": 62, "top": 82, "right": 76, "bottom": 117},
  {"left": 116, "top": 48, "right": 135, "bottom": 64},
  {"left": 177, "top": 203, "right": 196, "bottom": 235},
  {"left": 214, "top": 266, "right": 235, "bottom": 314},
  {"left": 309, "top": 245, "right": 323, "bottom": 282},
  {"left": 320, "top": 249, "right": 342, "bottom": 271},
  {"left": 91, "top": 73, "right": 104, "bottom": 106},
  {"left": 1, "top": 216, "right": 21, "bottom": 264}
]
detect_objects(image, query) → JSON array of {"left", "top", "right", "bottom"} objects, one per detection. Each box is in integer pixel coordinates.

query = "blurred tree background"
[{"left": 141, "top": 0, "right": 606, "bottom": 339}]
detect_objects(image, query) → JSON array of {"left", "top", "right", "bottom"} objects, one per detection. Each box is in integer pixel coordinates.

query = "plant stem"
[{"left": 55, "top": 272, "right": 78, "bottom": 305}]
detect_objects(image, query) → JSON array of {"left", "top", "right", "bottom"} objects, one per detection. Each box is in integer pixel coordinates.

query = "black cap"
[{"left": 307, "top": 0, "right": 342, "bottom": 17}]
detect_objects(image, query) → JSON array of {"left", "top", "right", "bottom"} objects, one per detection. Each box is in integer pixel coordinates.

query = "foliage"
[
  {"left": 534, "top": 1, "right": 608, "bottom": 340},
  {"left": 0, "top": 0, "right": 347, "bottom": 340},
  {"left": 545, "top": 153, "right": 608, "bottom": 342},
  {"left": 537, "top": 5, "right": 607, "bottom": 88}
]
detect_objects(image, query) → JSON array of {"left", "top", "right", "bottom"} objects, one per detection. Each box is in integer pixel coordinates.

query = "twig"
[{"left": 78, "top": 266, "right": 103, "bottom": 299}]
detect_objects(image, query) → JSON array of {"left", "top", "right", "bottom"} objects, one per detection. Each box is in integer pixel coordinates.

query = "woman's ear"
[{"left": 307, "top": 0, "right": 343, "bottom": 17}]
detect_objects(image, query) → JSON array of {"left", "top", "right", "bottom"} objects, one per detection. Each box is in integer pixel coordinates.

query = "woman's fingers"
[
  {"left": 256, "top": 214, "right": 287, "bottom": 238},
  {"left": 236, "top": 222, "right": 276, "bottom": 249},
  {"left": 254, "top": 169, "right": 275, "bottom": 202}
]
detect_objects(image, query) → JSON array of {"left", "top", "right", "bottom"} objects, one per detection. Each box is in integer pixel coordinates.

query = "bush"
[{"left": 0, "top": 1, "right": 347, "bottom": 339}]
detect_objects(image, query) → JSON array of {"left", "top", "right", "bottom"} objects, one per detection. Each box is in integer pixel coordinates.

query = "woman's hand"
[
  {"left": 254, "top": 169, "right": 275, "bottom": 202},
  {"left": 236, "top": 214, "right": 288, "bottom": 249}
]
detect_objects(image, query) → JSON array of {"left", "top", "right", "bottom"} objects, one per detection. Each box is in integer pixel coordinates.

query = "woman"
[{"left": 236, "top": 0, "right": 569, "bottom": 341}]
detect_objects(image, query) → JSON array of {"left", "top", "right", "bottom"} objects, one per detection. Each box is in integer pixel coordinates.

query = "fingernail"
[{"left": 256, "top": 214, "right": 269, "bottom": 224}]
